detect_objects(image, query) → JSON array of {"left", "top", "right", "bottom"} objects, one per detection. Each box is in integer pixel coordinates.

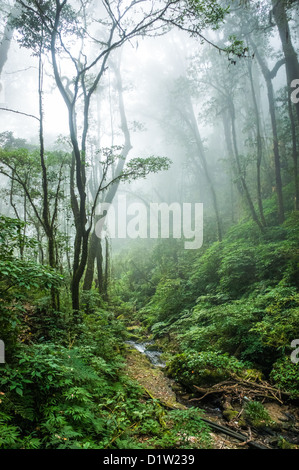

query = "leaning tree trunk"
[{"left": 272, "top": 0, "right": 299, "bottom": 124}]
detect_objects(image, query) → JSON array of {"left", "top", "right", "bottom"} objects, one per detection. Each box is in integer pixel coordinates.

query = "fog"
[
  {"left": 0, "top": 0, "right": 298, "bottom": 269},
  {"left": 1, "top": 0, "right": 299, "bottom": 451}
]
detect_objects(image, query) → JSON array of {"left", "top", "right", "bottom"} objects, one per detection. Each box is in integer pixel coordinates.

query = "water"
[{"left": 126, "top": 340, "right": 166, "bottom": 368}]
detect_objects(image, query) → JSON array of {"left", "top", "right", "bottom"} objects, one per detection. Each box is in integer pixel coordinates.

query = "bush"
[
  {"left": 166, "top": 351, "right": 248, "bottom": 389},
  {"left": 270, "top": 356, "right": 299, "bottom": 398},
  {"left": 244, "top": 401, "right": 274, "bottom": 428}
]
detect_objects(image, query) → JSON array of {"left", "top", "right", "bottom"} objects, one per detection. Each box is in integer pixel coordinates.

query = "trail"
[
  {"left": 124, "top": 342, "right": 246, "bottom": 449},
  {"left": 124, "top": 340, "right": 299, "bottom": 450}
]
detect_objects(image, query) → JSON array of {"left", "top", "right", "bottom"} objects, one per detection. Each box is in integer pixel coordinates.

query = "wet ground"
[{"left": 124, "top": 340, "right": 299, "bottom": 449}]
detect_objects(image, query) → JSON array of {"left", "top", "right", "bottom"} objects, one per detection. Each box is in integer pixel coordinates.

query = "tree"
[
  {"left": 13, "top": 0, "right": 232, "bottom": 312},
  {"left": 0, "top": 2, "right": 20, "bottom": 76},
  {"left": 83, "top": 54, "right": 133, "bottom": 292},
  {"left": 249, "top": 39, "right": 285, "bottom": 223},
  {"left": 271, "top": 0, "right": 299, "bottom": 124},
  {"left": 0, "top": 139, "right": 68, "bottom": 308}
]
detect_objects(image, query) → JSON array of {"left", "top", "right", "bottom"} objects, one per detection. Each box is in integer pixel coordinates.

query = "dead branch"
[{"left": 189, "top": 374, "right": 287, "bottom": 404}]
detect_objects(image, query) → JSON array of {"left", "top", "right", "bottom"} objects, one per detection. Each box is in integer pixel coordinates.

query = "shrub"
[
  {"left": 244, "top": 400, "right": 274, "bottom": 428},
  {"left": 166, "top": 351, "right": 248, "bottom": 389},
  {"left": 270, "top": 356, "right": 299, "bottom": 398}
]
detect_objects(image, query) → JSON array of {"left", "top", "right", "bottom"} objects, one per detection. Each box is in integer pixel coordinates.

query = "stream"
[
  {"left": 125, "top": 340, "right": 166, "bottom": 368},
  {"left": 125, "top": 339, "right": 299, "bottom": 449}
]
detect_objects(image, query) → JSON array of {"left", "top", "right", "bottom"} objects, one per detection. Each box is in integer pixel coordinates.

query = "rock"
[{"left": 223, "top": 408, "right": 239, "bottom": 422}]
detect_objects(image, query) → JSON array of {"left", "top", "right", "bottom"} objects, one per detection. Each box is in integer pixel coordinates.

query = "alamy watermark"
[
  {"left": 95, "top": 195, "right": 203, "bottom": 250},
  {"left": 291, "top": 79, "right": 299, "bottom": 104},
  {"left": 291, "top": 339, "right": 299, "bottom": 364}
]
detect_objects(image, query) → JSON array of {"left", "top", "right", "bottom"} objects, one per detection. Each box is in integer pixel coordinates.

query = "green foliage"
[
  {"left": 225, "top": 34, "right": 249, "bottom": 63},
  {"left": 218, "top": 243, "right": 256, "bottom": 297},
  {"left": 0, "top": 216, "right": 64, "bottom": 356},
  {"left": 148, "top": 407, "right": 212, "bottom": 449},
  {"left": 188, "top": 243, "right": 222, "bottom": 297},
  {"left": 244, "top": 400, "right": 274, "bottom": 428},
  {"left": 270, "top": 357, "right": 299, "bottom": 398},
  {"left": 250, "top": 287, "right": 299, "bottom": 351},
  {"left": 0, "top": 315, "right": 214, "bottom": 450},
  {"left": 12, "top": 0, "right": 78, "bottom": 55},
  {"left": 0, "top": 337, "right": 141, "bottom": 449},
  {"left": 121, "top": 156, "right": 172, "bottom": 182},
  {"left": 166, "top": 351, "right": 248, "bottom": 389},
  {"left": 0, "top": 258, "right": 63, "bottom": 294},
  {"left": 145, "top": 278, "right": 186, "bottom": 324}
]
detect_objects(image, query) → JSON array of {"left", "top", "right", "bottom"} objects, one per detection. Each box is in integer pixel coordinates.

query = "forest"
[{"left": 0, "top": 0, "right": 299, "bottom": 453}]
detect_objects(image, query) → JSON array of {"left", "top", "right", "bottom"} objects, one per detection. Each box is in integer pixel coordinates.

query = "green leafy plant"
[
  {"left": 148, "top": 407, "right": 212, "bottom": 449},
  {"left": 166, "top": 351, "right": 248, "bottom": 389},
  {"left": 270, "top": 356, "right": 299, "bottom": 398},
  {"left": 244, "top": 400, "right": 274, "bottom": 429}
]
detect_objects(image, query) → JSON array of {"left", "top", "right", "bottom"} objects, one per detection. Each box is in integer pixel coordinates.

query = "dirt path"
[
  {"left": 124, "top": 342, "right": 299, "bottom": 450},
  {"left": 125, "top": 346, "right": 182, "bottom": 408},
  {"left": 124, "top": 343, "right": 243, "bottom": 449}
]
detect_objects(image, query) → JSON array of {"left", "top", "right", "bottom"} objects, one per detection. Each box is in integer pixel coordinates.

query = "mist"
[{"left": 0, "top": 0, "right": 299, "bottom": 453}]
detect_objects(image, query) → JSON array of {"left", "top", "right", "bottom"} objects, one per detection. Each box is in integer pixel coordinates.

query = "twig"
[{"left": 0, "top": 106, "right": 40, "bottom": 121}]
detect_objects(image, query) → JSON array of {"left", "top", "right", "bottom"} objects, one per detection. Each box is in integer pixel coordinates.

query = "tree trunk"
[
  {"left": 247, "top": 59, "right": 266, "bottom": 226},
  {"left": 0, "top": 3, "right": 20, "bottom": 76},
  {"left": 272, "top": 0, "right": 299, "bottom": 124},
  {"left": 83, "top": 228, "right": 100, "bottom": 291},
  {"left": 222, "top": 108, "right": 243, "bottom": 199},
  {"left": 251, "top": 41, "right": 285, "bottom": 224},
  {"left": 96, "top": 238, "right": 104, "bottom": 295},
  {"left": 229, "top": 98, "right": 264, "bottom": 232},
  {"left": 83, "top": 57, "right": 132, "bottom": 291},
  {"left": 287, "top": 89, "right": 299, "bottom": 210},
  {"left": 182, "top": 96, "right": 223, "bottom": 241},
  {"left": 103, "top": 237, "right": 109, "bottom": 300}
]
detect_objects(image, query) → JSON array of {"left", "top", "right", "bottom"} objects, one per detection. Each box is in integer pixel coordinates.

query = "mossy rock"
[
  {"left": 126, "top": 333, "right": 141, "bottom": 341},
  {"left": 166, "top": 351, "right": 248, "bottom": 389},
  {"left": 127, "top": 325, "right": 142, "bottom": 331},
  {"left": 238, "top": 416, "right": 247, "bottom": 428},
  {"left": 223, "top": 408, "right": 239, "bottom": 422},
  {"left": 146, "top": 343, "right": 162, "bottom": 352},
  {"left": 195, "top": 368, "right": 229, "bottom": 386},
  {"left": 278, "top": 437, "right": 297, "bottom": 450}
]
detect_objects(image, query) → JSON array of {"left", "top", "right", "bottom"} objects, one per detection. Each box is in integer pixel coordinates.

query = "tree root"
[{"left": 189, "top": 374, "right": 286, "bottom": 404}]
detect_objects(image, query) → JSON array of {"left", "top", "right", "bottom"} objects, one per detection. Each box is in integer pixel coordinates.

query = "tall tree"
[
  {"left": 13, "top": 0, "right": 232, "bottom": 312},
  {"left": 250, "top": 39, "right": 286, "bottom": 223},
  {"left": 271, "top": 0, "right": 299, "bottom": 124}
]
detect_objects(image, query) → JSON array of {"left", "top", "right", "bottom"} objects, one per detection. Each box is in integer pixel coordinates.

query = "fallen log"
[
  {"left": 142, "top": 390, "right": 270, "bottom": 449},
  {"left": 199, "top": 417, "right": 270, "bottom": 449}
]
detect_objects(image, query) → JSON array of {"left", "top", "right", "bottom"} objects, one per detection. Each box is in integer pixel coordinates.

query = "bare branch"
[{"left": 0, "top": 106, "right": 40, "bottom": 121}]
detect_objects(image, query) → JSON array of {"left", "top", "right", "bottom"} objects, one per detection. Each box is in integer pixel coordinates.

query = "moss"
[
  {"left": 223, "top": 408, "right": 239, "bottom": 422},
  {"left": 146, "top": 343, "right": 162, "bottom": 352},
  {"left": 238, "top": 416, "right": 247, "bottom": 428},
  {"left": 278, "top": 437, "right": 297, "bottom": 450},
  {"left": 126, "top": 333, "right": 141, "bottom": 341}
]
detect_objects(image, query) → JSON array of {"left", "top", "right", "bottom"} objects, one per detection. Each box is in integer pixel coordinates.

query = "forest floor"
[
  {"left": 124, "top": 342, "right": 299, "bottom": 450},
  {"left": 124, "top": 344, "right": 243, "bottom": 449}
]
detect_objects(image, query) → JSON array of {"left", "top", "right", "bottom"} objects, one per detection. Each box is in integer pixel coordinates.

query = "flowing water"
[{"left": 125, "top": 340, "right": 166, "bottom": 368}]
